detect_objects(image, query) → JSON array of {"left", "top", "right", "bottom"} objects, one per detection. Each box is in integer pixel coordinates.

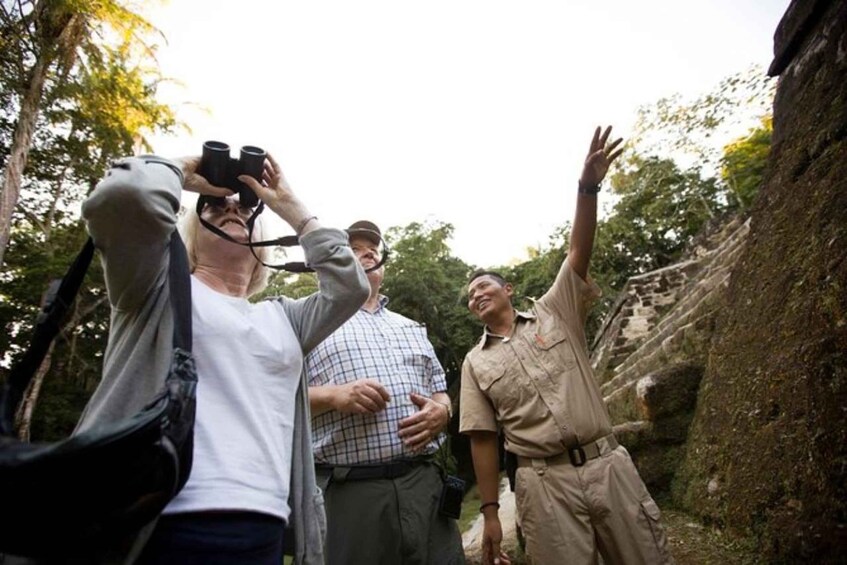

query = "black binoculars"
[{"left": 199, "top": 141, "right": 266, "bottom": 208}]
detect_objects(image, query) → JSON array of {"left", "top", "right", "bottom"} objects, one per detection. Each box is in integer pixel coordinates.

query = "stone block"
[{"left": 636, "top": 363, "right": 704, "bottom": 421}]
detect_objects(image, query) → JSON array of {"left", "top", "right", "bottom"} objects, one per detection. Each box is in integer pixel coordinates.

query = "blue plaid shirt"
[{"left": 306, "top": 296, "right": 448, "bottom": 464}]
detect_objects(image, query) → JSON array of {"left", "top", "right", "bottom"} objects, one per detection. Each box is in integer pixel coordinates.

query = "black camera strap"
[{"left": 195, "top": 196, "right": 389, "bottom": 274}]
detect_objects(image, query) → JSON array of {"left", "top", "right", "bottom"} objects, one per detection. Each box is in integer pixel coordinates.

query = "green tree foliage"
[
  {"left": 260, "top": 271, "right": 320, "bottom": 302},
  {"left": 1, "top": 218, "right": 109, "bottom": 440},
  {"left": 629, "top": 65, "right": 775, "bottom": 177},
  {"left": 585, "top": 69, "right": 774, "bottom": 315},
  {"left": 720, "top": 117, "right": 773, "bottom": 209},
  {"left": 505, "top": 224, "right": 569, "bottom": 307},
  {"left": 489, "top": 155, "right": 726, "bottom": 342},
  {"left": 598, "top": 156, "right": 723, "bottom": 283},
  {"left": 0, "top": 1, "right": 179, "bottom": 439},
  {"left": 0, "top": 0, "right": 172, "bottom": 266}
]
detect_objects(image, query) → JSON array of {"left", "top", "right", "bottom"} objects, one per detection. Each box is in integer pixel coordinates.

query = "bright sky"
[{"left": 145, "top": 0, "right": 790, "bottom": 268}]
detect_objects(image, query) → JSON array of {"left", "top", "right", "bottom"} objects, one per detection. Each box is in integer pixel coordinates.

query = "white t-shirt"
[{"left": 163, "top": 277, "right": 302, "bottom": 521}]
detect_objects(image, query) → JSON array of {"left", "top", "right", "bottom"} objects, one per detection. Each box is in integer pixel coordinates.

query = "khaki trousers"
[{"left": 514, "top": 446, "right": 673, "bottom": 565}]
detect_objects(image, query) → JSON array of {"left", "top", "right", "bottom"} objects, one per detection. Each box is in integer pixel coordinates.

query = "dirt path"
[{"left": 662, "top": 507, "right": 762, "bottom": 565}]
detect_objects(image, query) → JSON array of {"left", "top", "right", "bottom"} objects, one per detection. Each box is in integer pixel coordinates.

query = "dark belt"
[
  {"left": 517, "top": 434, "right": 619, "bottom": 469},
  {"left": 316, "top": 458, "right": 429, "bottom": 483}
]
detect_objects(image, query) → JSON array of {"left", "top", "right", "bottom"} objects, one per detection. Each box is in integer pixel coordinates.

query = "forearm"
[
  {"left": 82, "top": 157, "right": 182, "bottom": 310},
  {"left": 470, "top": 431, "right": 502, "bottom": 508},
  {"left": 569, "top": 125, "right": 622, "bottom": 279},
  {"left": 308, "top": 385, "right": 338, "bottom": 416},
  {"left": 268, "top": 195, "right": 321, "bottom": 237},
  {"left": 568, "top": 190, "right": 598, "bottom": 280}
]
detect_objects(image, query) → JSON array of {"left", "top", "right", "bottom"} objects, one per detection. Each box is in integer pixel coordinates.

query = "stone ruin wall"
[{"left": 674, "top": 0, "right": 847, "bottom": 560}]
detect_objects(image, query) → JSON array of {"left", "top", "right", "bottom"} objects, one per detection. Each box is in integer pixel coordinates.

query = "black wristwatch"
[{"left": 577, "top": 179, "right": 601, "bottom": 195}]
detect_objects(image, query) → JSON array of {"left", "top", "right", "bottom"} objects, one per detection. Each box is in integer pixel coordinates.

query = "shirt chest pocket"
[
  {"left": 392, "top": 325, "right": 433, "bottom": 372},
  {"left": 476, "top": 362, "right": 520, "bottom": 412},
  {"left": 530, "top": 324, "right": 577, "bottom": 376}
]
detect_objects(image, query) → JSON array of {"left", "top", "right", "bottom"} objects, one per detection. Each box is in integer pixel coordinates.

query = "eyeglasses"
[{"left": 200, "top": 196, "right": 256, "bottom": 218}]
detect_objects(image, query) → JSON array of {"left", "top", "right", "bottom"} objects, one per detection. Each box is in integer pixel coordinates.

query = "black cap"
[{"left": 346, "top": 220, "right": 381, "bottom": 246}]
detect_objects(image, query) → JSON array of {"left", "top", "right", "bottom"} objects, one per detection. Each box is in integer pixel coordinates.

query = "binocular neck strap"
[
  {"left": 194, "top": 198, "right": 391, "bottom": 274},
  {"left": 195, "top": 198, "right": 313, "bottom": 273}
]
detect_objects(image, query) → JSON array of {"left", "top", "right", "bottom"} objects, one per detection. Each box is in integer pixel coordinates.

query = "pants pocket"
[{"left": 639, "top": 498, "right": 674, "bottom": 564}]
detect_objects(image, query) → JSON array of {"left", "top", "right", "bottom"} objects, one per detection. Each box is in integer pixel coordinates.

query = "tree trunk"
[
  {"left": 0, "top": 54, "right": 51, "bottom": 268},
  {"left": 15, "top": 292, "right": 108, "bottom": 438},
  {"left": 15, "top": 343, "right": 55, "bottom": 441},
  {"left": 0, "top": 2, "right": 83, "bottom": 268}
]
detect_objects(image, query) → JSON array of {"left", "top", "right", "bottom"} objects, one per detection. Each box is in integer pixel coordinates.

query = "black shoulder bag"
[{"left": 0, "top": 231, "right": 197, "bottom": 559}]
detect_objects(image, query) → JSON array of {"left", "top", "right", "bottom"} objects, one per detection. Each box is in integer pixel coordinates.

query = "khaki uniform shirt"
[{"left": 460, "top": 259, "right": 612, "bottom": 458}]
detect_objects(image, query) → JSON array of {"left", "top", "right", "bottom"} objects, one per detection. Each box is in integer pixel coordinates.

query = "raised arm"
[
  {"left": 239, "top": 153, "right": 323, "bottom": 240},
  {"left": 239, "top": 155, "right": 369, "bottom": 351},
  {"left": 82, "top": 155, "right": 241, "bottom": 311},
  {"left": 81, "top": 157, "right": 183, "bottom": 312},
  {"left": 568, "top": 126, "right": 623, "bottom": 280}
]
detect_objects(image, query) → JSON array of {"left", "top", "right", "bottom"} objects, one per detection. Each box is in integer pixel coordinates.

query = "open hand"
[
  {"left": 398, "top": 393, "right": 449, "bottom": 452},
  {"left": 580, "top": 125, "right": 624, "bottom": 187},
  {"left": 238, "top": 153, "right": 318, "bottom": 233},
  {"left": 238, "top": 154, "right": 295, "bottom": 212},
  {"left": 482, "top": 515, "right": 511, "bottom": 565}
]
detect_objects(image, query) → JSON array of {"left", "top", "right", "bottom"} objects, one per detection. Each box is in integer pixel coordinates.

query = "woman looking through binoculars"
[{"left": 78, "top": 151, "right": 368, "bottom": 564}]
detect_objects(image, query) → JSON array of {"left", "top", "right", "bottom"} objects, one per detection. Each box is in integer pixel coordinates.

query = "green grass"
[{"left": 459, "top": 481, "right": 483, "bottom": 533}]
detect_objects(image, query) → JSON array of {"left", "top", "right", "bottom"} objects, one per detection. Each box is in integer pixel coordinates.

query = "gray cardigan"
[{"left": 77, "top": 156, "right": 368, "bottom": 564}]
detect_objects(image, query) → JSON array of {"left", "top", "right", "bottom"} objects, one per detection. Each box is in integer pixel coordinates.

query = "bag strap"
[
  {"left": 0, "top": 230, "right": 191, "bottom": 437},
  {"left": 168, "top": 232, "right": 192, "bottom": 352}
]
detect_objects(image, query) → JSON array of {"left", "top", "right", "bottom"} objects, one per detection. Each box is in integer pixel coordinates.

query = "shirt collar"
[
  {"left": 480, "top": 308, "right": 536, "bottom": 348},
  {"left": 362, "top": 294, "right": 390, "bottom": 314}
]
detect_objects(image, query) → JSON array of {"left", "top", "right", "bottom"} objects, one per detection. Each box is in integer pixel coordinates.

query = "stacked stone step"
[
  {"left": 590, "top": 215, "right": 749, "bottom": 385},
  {"left": 591, "top": 261, "right": 700, "bottom": 386},
  {"left": 600, "top": 218, "right": 750, "bottom": 395}
]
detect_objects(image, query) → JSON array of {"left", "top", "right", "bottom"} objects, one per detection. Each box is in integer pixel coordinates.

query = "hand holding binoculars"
[{"left": 199, "top": 141, "right": 266, "bottom": 208}]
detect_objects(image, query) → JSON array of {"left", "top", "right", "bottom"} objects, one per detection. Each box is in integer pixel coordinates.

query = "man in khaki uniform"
[{"left": 460, "top": 126, "right": 673, "bottom": 565}]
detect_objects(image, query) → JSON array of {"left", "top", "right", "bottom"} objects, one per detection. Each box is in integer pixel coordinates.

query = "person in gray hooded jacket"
[{"left": 74, "top": 152, "right": 369, "bottom": 564}]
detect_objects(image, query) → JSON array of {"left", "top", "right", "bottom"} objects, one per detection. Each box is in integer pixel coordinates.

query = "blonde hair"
[{"left": 178, "top": 208, "right": 271, "bottom": 297}]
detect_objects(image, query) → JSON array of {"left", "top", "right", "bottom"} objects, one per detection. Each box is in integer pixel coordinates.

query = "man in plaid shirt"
[{"left": 306, "top": 220, "right": 465, "bottom": 565}]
